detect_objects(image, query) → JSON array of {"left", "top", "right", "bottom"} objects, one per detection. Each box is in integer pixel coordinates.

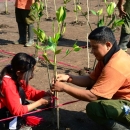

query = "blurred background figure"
[{"left": 117, "top": 0, "right": 130, "bottom": 51}]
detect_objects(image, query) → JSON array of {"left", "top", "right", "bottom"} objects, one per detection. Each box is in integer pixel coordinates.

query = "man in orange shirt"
[
  {"left": 51, "top": 26, "right": 130, "bottom": 130},
  {"left": 13, "top": 0, "right": 35, "bottom": 47}
]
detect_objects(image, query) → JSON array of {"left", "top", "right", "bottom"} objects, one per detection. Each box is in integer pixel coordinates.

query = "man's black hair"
[{"left": 88, "top": 26, "right": 116, "bottom": 45}]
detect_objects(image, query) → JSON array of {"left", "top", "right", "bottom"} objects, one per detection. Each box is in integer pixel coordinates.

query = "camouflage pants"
[{"left": 86, "top": 99, "right": 130, "bottom": 126}]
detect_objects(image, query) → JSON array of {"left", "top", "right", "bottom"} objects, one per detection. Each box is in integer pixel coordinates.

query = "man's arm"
[
  {"left": 117, "top": 0, "right": 126, "bottom": 17},
  {"left": 67, "top": 74, "right": 96, "bottom": 89},
  {"left": 52, "top": 81, "right": 99, "bottom": 101}
]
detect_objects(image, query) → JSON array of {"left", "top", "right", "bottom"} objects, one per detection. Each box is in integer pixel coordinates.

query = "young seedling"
[
  {"left": 28, "top": 0, "right": 44, "bottom": 61},
  {"left": 5, "top": 0, "right": 8, "bottom": 14},
  {"left": 35, "top": 30, "right": 81, "bottom": 130},
  {"left": 34, "top": 7, "right": 81, "bottom": 128},
  {"left": 54, "top": 0, "right": 57, "bottom": 12},
  {"left": 73, "top": 0, "right": 82, "bottom": 23},
  {"left": 90, "top": 1, "right": 124, "bottom": 31},
  {"left": 56, "top": 0, "right": 71, "bottom": 38},
  {"left": 56, "top": 6, "right": 66, "bottom": 38},
  {"left": 44, "top": 0, "right": 49, "bottom": 19}
]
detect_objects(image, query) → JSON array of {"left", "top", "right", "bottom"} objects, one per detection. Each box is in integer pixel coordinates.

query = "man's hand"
[
  {"left": 117, "top": 2, "right": 126, "bottom": 17},
  {"left": 51, "top": 80, "right": 66, "bottom": 92},
  {"left": 56, "top": 74, "right": 70, "bottom": 82}
]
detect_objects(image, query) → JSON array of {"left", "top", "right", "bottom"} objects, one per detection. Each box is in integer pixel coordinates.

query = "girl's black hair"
[
  {"left": 88, "top": 26, "right": 117, "bottom": 45},
  {"left": 0, "top": 53, "right": 36, "bottom": 97}
]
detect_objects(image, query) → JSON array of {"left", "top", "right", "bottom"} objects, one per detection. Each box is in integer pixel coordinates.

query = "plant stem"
[
  {"left": 86, "top": 0, "right": 90, "bottom": 69},
  {"left": 54, "top": 0, "right": 57, "bottom": 12},
  {"left": 74, "top": 0, "right": 78, "bottom": 23},
  {"left": 35, "top": 21, "right": 40, "bottom": 62},
  {"left": 53, "top": 54, "right": 59, "bottom": 130},
  {"left": 5, "top": 0, "right": 8, "bottom": 14},
  {"left": 45, "top": 0, "right": 49, "bottom": 19}
]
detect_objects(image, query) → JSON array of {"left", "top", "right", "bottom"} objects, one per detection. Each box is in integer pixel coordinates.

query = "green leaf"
[
  {"left": 76, "top": 5, "right": 81, "bottom": 11},
  {"left": 97, "top": 16, "right": 104, "bottom": 27},
  {"left": 35, "top": 29, "right": 46, "bottom": 42},
  {"left": 107, "top": 2, "right": 116, "bottom": 16},
  {"left": 107, "top": 15, "right": 116, "bottom": 26},
  {"left": 97, "top": 9, "right": 103, "bottom": 16},
  {"left": 64, "top": 0, "right": 71, "bottom": 4},
  {"left": 73, "top": 9, "right": 76, "bottom": 12},
  {"left": 112, "top": 19, "right": 124, "bottom": 28},
  {"left": 55, "top": 49, "right": 62, "bottom": 54},
  {"left": 35, "top": 44, "right": 41, "bottom": 49},
  {"left": 90, "top": 10, "right": 97, "bottom": 15},
  {"left": 73, "top": 42, "right": 77, "bottom": 48},
  {"left": 42, "top": 53, "right": 54, "bottom": 65},
  {"left": 56, "top": 6, "right": 66, "bottom": 23},
  {"left": 73, "top": 46, "right": 81, "bottom": 51},
  {"left": 65, "top": 49, "right": 71, "bottom": 56},
  {"left": 35, "top": 2, "right": 40, "bottom": 11},
  {"left": 73, "top": 43, "right": 81, "bottom": 52},
  {"left": 40, "top": 1, "right": 44, "bottom": 10},
  {"left": 55, "top": 32, "right": 61, "bottom": 42},
  {"left": 33, "top": 28, "right": 39, "bottom": 35},
  {"left": 44, "top": 37, "right": 56, "bottom": 52}
]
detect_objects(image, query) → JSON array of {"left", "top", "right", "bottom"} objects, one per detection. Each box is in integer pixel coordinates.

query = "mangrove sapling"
[
  {"left": 35, "top": 31, "right": 81, "bottom": 130},
  {"left": 35, "top": 27, "right": 81, "bottom": 130},
  {"left": 34, "top": 4, "right": 81, "bottom": 128},
  {"left": 54, "top": 0, "right": 57, "bottom": 13},
  {"left": 29, "top": 1, "right": 44, "bottom": 61},
  {"left": 90, "top": 1, "right": 124, "bottom": 30},
  {"left": 73, "top": 0, "right": 82, "bottom": 23},
  {"left": 86, "top": 0, "right": 90, "bottom": 70},
  {"left": 79, "top": 0, "right": 92, "bottom": 73},
  {"left": 44, "top": 0, "right": 49, "bottom": 19},
  {"left": 56, "top": 6, "right": 66, "bottom": 39},
  {"left": 56, "top": 0, "right": 71, "bottom": 38},
  {"left": 5, "top": 0, "right": 8, "bottom": 14}
]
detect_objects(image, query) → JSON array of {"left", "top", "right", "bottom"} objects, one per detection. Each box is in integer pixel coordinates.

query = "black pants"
[{"left": 15, "top": 8, "right": 30, "bottom": 24}]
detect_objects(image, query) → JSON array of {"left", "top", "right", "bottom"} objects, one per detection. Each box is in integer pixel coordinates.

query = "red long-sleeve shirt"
[{"left": 0, "top": 75, "right": 46, "bottom": 116}]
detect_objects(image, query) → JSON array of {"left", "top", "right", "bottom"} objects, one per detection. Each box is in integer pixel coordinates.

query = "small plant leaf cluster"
[{"left": 90, "top": 0, "right": 124, "bottom": 31}]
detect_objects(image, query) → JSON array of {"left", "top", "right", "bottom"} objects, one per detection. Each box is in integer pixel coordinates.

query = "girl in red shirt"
[{"left": 0, "top": 52, "right": 51, "bottom": 129}]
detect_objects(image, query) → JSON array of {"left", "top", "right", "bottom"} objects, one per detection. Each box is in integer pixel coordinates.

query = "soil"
[{"left": 0, "top": 0, "right": 129, "bottom": 130}]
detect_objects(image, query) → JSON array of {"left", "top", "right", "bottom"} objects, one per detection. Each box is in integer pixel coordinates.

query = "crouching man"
[{"left": 51, "top": 26, "right": 130, "bottom": 130}]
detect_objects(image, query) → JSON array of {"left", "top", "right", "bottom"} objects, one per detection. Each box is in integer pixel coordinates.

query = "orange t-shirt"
[
  {"left": 90, "top": 50, "right": 130, "bottom": 100},
  {"left": 15, "top": 0, "right": 34, "bottom": 10}
]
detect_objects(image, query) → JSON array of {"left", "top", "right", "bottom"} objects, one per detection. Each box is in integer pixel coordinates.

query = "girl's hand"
[
  {"left": 45, "top": 90, "right": 54, "bottom": 96},
  {"left": 40, "top": 95, "right": 51, "bottom": 105}
]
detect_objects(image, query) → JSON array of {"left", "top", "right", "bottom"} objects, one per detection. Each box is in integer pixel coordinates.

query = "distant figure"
[
  {"left": 13, "top": 0, "right": 35, "bottom": 47},
  {"left": 52, "top": 26, "right": 130, "bottom": 130},
  {"left": 117, "top": 0, "right": 130, "bottom": 51},
  {"left": 0, "top": 52, "right": 51, "bottom": 129}
]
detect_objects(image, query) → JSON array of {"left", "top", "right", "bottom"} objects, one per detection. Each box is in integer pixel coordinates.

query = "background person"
[
  {"left": 51, "top": 26, "right": 130, "bottom": 130},
  {"left": 117, "top": 0, "right": 130, "bottom": 51},
  {"left": 0, "top": 52, "right": 51, "bottom": 129},
  {"left": 13, "top": 0, "right": 35, "bottom": 47}
]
